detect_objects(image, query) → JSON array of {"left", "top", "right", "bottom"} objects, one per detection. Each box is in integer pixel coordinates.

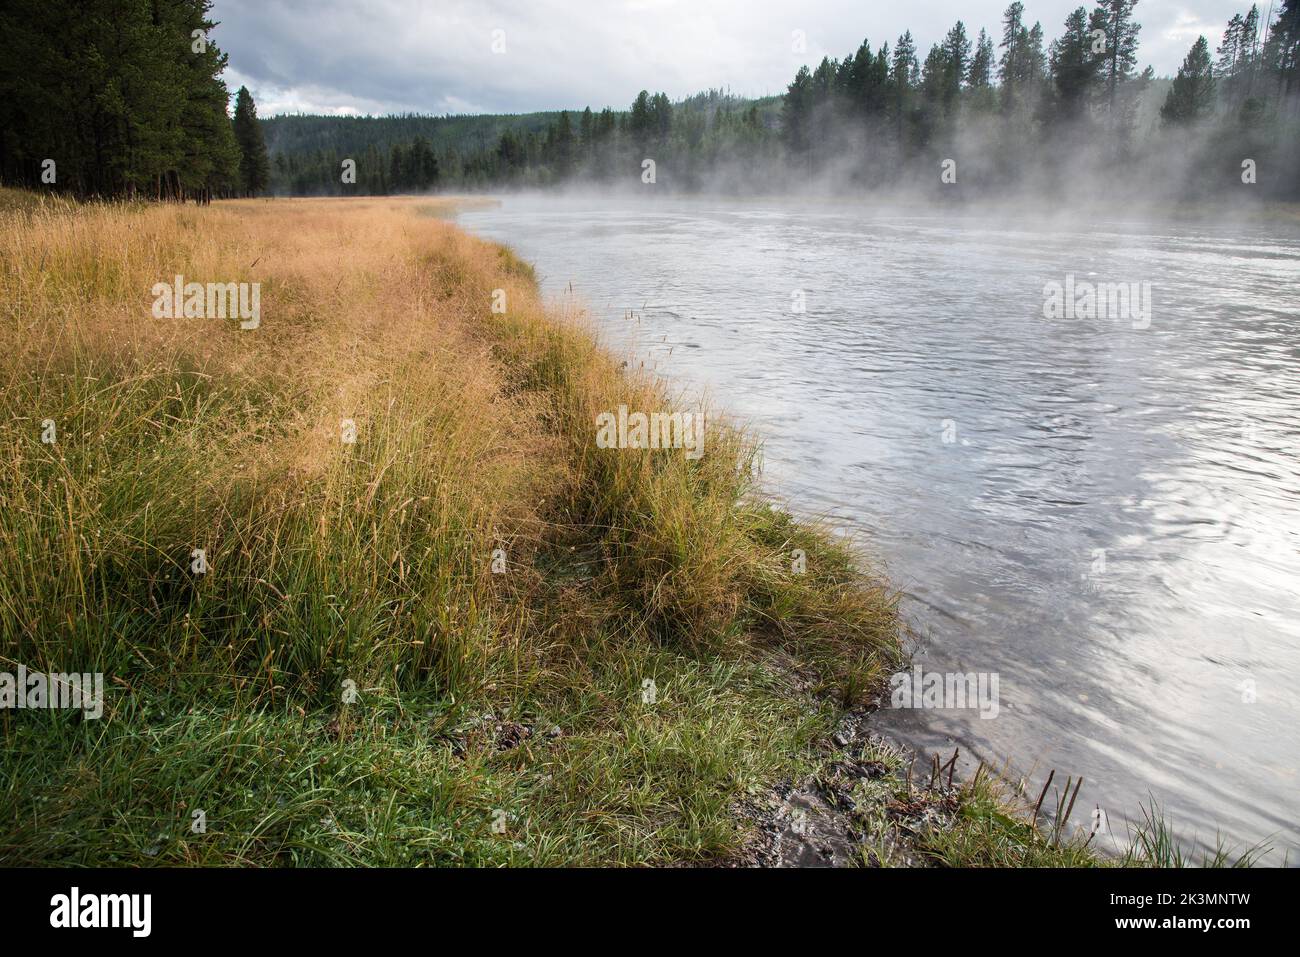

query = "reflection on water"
[{"left": 461, "top": 195, "right": 1300, "bottom": 862}]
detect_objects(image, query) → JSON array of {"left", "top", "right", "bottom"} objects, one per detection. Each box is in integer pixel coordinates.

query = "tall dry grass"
[{"left": 0, "top": 190, "right": 898, "bottom": 709}]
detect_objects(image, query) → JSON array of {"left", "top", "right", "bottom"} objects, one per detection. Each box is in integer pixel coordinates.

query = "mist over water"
[{"left": 461, "top": 193, "right": 1300, "bottom": 862}]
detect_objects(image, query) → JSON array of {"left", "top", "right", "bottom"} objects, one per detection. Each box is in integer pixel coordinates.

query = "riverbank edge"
[
  {"left": 446, "top": 193, "right": 1282, "bottom": 869},
  {"left": 2, "top": 189, "right": 1133, "bottom": 866}
]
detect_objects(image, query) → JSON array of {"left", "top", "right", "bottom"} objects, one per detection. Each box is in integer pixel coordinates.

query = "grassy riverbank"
[{"left": 0, "top": 189, "right": 1156, "bottom": 866}]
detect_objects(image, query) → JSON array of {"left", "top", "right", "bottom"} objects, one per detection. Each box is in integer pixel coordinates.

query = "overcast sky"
[{"left": 213, "top": 0, "right": 1257, "bottom": 117}]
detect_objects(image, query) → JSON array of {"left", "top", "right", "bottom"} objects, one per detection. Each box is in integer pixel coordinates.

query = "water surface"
[{"left": 461, "top": 195, "right": 1300, "bottom": 861}]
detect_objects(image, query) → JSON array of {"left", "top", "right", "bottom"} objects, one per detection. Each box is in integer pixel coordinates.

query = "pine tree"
[
  {"left": 651, "top": 92, "right": 673, "bottom": 142},
  {"left": 579, "top": 106, "right": 594, "bottom": 161},
  {"left": 836, "top": 48, "right": 858, "bottom": 101},
  {"left": 550, "top": 110, "right": 574, "bottom": 177},
  {"left": 410, "top": 136, "right": 439, "bottom": 189},
  {"left": 1099, "top": 0, "right": 1142, "bottom": 115},
  {"left": 1279, "top": 0, "right": 1300, "bottom": 102},
  {"left": 891, "top": 30, "right": 920, "bottom": 139},
  {"left": 942, "top": 22, "right": 972, "bottom": 113},
  {"left": 921, "top": 45, "right": 947, "bottom": 106},
  {"left": 1161, "top": 36, "right": 1216, "bottom": 125},
  {"left": 967, "top": 28, "right": 997, "bottom": 113},
  {"left": 782, "top": 66, "right": 814, "bottom": 158},
  {"left": 1050, "top": 7, "right": 1105, "bottom": 118},
  {"left": 630, "top": 90, "right": 652, "bottom": 145},
  {"left": 970, "top": 29, "right": 995, "bottom": 88},
  {"left": 232, "top": 86, "right": 270, "bottom": 196},
  {"left": 997, "top": 7, "right": 1047, "bottom": 116},
  {"left": 999, "top": 4, "right": 1025, "bottom": 86},
  {"left": 1218, "top": 14, "right": 1246, "bottom": 79},
  {"left": 1028, "top": 22, "right": 1048, "bottom": 89},
  {"left": 389, "top": 143, "right": 406, "bottom": 191},
  {"left": 1241, "top": 5, "right": 1262, "bottom": 101},
  {"left": 1216, "top": 9, "right": 1263, "bottom": 110}
]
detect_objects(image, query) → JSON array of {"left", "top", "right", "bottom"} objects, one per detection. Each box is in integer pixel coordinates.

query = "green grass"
[{"left": 2, "top": 647, "right": 840, "bottom": 866}]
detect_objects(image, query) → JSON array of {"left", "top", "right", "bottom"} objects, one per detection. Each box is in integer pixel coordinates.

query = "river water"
[{"left": 459, "top": 194, "right": 1300, "bottom": 862}]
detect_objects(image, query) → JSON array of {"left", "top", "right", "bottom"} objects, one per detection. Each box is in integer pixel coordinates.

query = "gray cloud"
[{"left": 212, "top": 0, "right": 1255, "bottom": 116}]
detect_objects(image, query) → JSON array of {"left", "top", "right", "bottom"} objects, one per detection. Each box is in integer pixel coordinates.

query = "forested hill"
[
  {"left": 261, "top": 112, "right": 562, "bottom": 163},
  {"left": 260, "top": 112, "right": 559, "bottom": 194},
  {"left": 262, "top": 90, "right": 781, "bottom": 194}
]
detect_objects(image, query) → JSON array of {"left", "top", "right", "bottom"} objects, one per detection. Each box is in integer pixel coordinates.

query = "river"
[{"left": 459, "top": 194, "right": 1300, "bottom": 862}]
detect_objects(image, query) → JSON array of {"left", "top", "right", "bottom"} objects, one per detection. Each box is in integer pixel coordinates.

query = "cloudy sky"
[{"left": 213, "top": 0, "right": 1253, "bottom": 117}]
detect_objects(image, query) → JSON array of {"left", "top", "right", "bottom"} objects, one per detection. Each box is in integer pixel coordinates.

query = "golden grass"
[
  {"left": 0, "top": 190, "right": 899, "bottom": 702},
  {"left": 0, "top": 190, "right": 905, "bottom": 866}
]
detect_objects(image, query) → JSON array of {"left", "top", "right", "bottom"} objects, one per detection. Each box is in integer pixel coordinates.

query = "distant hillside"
[
  {"left": 260, "top": 90, "right": 784, "bottom": 157},
  {"left": 258, "top": 90, "right": 782, "bottom": 194},
  {"left": 261, "top": 112, "right": 562, "bottom": 159}
]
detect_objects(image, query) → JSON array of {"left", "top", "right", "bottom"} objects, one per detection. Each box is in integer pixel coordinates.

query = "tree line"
[
  {"left": 263, "top": 89, "right": 775, "bottom": 194},
  {"left": 3, "top": 1, "right": 1297, "bottom": 201},
  {"left": 267, "top": 1, "right": 1299, "bottom": 200},
  {"left": 0, "top": 0, "right": 271, "bottom": 201}
]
